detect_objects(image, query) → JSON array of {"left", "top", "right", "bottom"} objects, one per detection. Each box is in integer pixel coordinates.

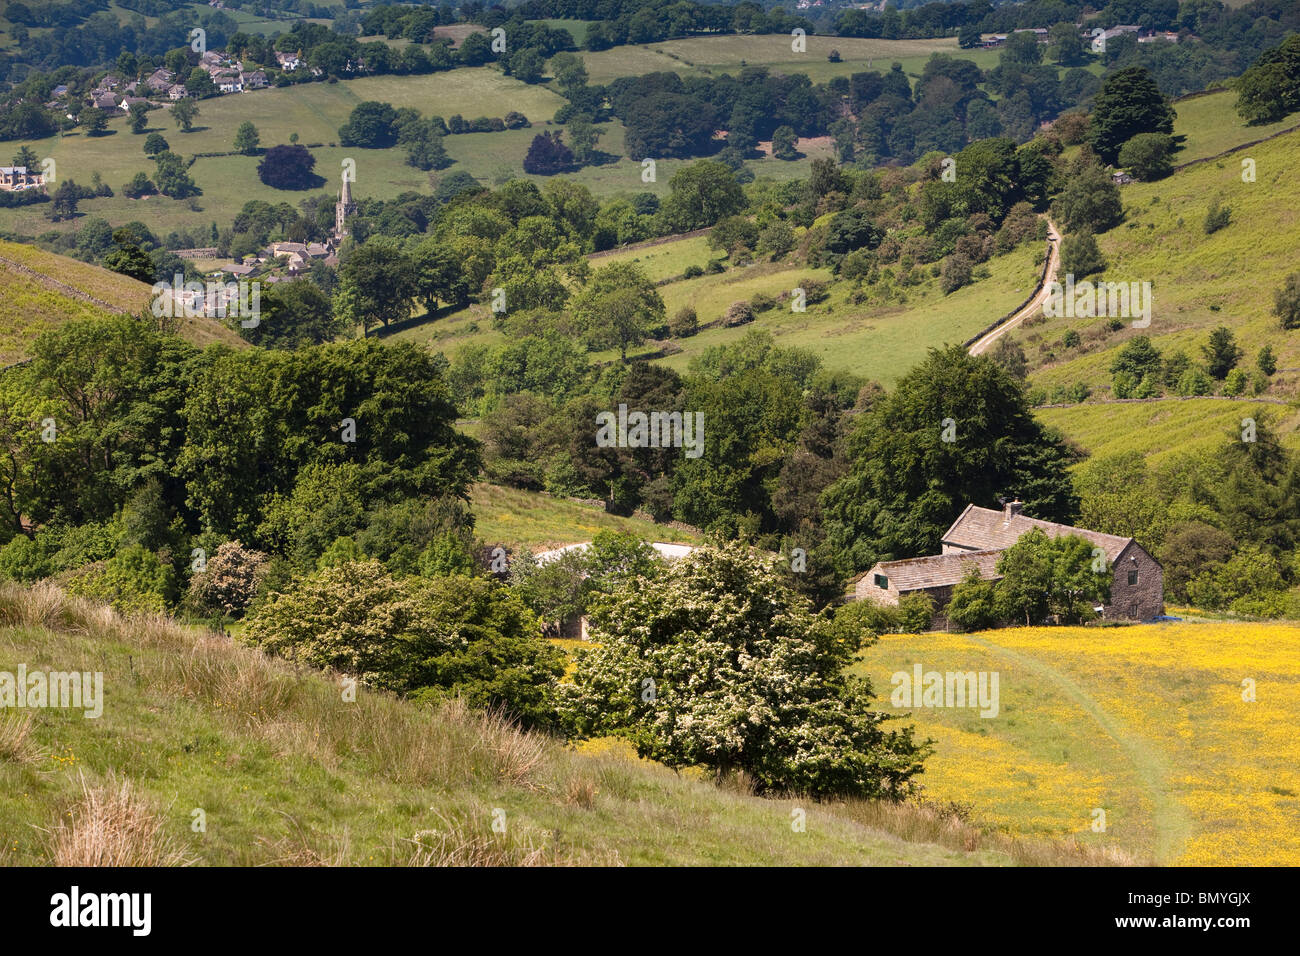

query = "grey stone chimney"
[{"left": 1004, "top": 500, "right": 1024, "bottom": 521}]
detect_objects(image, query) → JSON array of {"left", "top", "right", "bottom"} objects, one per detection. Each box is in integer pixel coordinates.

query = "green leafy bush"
[
  {"left": 243, "top": 561, "right": 564, "bottom": 727},
  {"left": 63, "top": 544, "right": 177, "bottom": 614}
]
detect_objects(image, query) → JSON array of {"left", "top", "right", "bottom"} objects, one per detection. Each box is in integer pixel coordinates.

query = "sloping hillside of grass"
[
  {"left": 1034, "top": 397, "right": 1300, "bottom": 465},
  {"left": 853, "top": 621, "right": 1300, "bottom": 865},
  {"left": 402, "top": 234, "right": 1045, "bottom": 387},
  {"left": 577, "top": 34, "right": 999, "bottom": 85},
  {"left": 1170, "top": 89, "right": 1300, "bottom": 165},
  {"left": 0, "top": 240, "right": 245, "bottom": 365},
  {"left": 652, "top": 241, "right": 1043, "bottom": 382},
  {"left": 0, "top": 582, "right": 1101, "bottom": 867},
  {"left": 471, "top": 483, "right": 703, "bottom": 551},
  {"left": 1021, "top": 125, "right": 1300, "bottom": 398}
]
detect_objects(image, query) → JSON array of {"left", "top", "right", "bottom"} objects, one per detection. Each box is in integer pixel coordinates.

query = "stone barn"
[{"left": 856, "top": 501, "right": 1164, "bottom": 623}]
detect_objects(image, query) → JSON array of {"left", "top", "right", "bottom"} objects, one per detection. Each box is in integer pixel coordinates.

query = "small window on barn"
[
  {"left": 874, "top": 574, "right": 888, "bottom": 589},
  {"left": 1127, "top": 570, "right": 1138, "bottom": 586}
]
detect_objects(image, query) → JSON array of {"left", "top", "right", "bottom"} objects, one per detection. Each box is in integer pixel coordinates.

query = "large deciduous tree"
[
  {"left": 570, "top": 261, "right": 665, "bottom": 361},
  {"left": 821, "top": 346, "right": 1081, "bottom": 573},
  {"left": 256, "top": 144, "right": 321, "bottom": 190}
]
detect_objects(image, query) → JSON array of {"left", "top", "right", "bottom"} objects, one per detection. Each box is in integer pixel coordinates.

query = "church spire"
[{"left": 334, "top": 167, "right": 356, "bottom": 244}]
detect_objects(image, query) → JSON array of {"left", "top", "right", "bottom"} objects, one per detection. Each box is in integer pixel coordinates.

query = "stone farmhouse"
[
  {"left": 856, "top": 501, "right": 1164, "bottom": 623},
  {"left": 0, "top": 166, "right": 44, "bottom": 191}
]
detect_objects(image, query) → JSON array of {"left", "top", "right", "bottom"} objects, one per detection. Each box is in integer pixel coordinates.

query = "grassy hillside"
[
  {"left": 1021, "top": 125, "right": 1300, "bottom": 398},
  {"left": 1035, "top": 397, "right": 1300, "bottom": 465},
  {"left": 0, "top": 582, "right": 1111, "bottom": 867},
  {"left": 853, "top": 621, "right": 1300, "bottom": 865},
  {"left": 578, "top": 34, "right": 1000, "bottom": 85},
  {"left": 1170, "top": 88, "right": 1300, "bottom": 164},
  {"left": 0, "top": 240, "right": 245, "bottom": 365},
  {"left": 401, "top": 233, "right": 1046, "bottom": 386},
  {"left": 471, "top": 483, "right": 703, "bottom": 552}
]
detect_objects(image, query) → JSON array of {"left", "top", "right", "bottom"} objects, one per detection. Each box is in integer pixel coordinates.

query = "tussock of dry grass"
[
  {"left": 483, "top": 707, "right": 548, "bottom": 789},
  {"left": 46, "top": 774, "right": 192, "bottom": 867},
  {"left": 564, "top": 775, "right": 599, "bottom": 809},
  {"left": 0, "top": 712, "right": 40, "bottom": 763}
]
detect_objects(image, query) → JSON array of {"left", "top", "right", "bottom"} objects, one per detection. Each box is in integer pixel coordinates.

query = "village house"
[
  {"left": 241, "top": 69, "right": 268, "bottom": 89},
  {"left": 1095, "top": 24, "right": 1144, "bottom": 45},
  {"left": 0, "top": 166, "right": 44, "bottom": 191},
  {"left": 145, "top": 69, "right": 175, "bottom": 93},
  {"left": 168, "top": 85, "right": 190, "bottom": 101},
  {"left": 214, "top": 72, "right": 243, "bottom": 94},
  {"left": 856, "top": 501, "right": 1164, "bottom": 624},
  {"left": 268, "top": 241, "right": 308, "bottom": 257}
]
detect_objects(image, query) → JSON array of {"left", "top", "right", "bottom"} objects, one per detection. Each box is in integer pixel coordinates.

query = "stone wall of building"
[{"left": 1105, "top": 543, "right": 1164, "bottom": 620}]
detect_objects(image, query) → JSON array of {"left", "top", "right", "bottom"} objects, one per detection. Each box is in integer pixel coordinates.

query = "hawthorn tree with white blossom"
[{"left": 559, "top": 542, "right": 927, "bottom": 798}]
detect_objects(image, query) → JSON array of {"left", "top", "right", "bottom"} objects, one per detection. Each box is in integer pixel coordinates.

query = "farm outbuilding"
[{"left": 856, "top": 501, "right": 1164, "bottom": 623}]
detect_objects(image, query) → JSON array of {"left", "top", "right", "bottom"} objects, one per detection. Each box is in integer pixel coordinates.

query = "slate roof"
[
  {"left": 943, "top": 505, "right": 1133, "bottom": 561},
  {"left": 871, "top": 550, "right": 1004, "bottom": 591}
]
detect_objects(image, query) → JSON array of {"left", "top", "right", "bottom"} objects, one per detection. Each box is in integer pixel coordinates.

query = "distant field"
[
  {"left": 578, "top": 34, "right": 999, "bottom": 85},
  {"left": 530, "top": 18, "right": 595, "bottom": 44},
  {"left": 1171, "top": 89, "right": 1300, "bottom": 165},
  {"left": 854, "top": 621, "right": 1300, "bottom": 865},
  {"left": 0, "top": 66, "right": 835, "bottom": 238},
  {"left": 1035, "top": 397, "right": 1300, "bottom": 465},
  {"left": 470, "top": 483, "right": 702, "bottom": 551},
  {"left": 0, "top": 70, "right": 568, "bottom": 238}
]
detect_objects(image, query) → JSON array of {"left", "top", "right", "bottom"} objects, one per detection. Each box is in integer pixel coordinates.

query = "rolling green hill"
[
  {"left": 0, "top": 240, "right": 245, "bottom": 365},
  {"left": 399, "top": 232, "right": 1046, "bottom": 387}
]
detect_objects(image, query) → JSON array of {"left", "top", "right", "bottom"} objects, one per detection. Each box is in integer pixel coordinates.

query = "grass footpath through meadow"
[{"left": 854, "top": 621, "right": 1300, "bottom": 865}]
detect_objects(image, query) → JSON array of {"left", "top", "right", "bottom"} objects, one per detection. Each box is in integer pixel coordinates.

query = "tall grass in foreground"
[
  {"left": 0, "top": 581, "right": 1130, "bottom": 866},
  {"left": 45, "top": 774, "right": 192, "bottom": 867}
]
